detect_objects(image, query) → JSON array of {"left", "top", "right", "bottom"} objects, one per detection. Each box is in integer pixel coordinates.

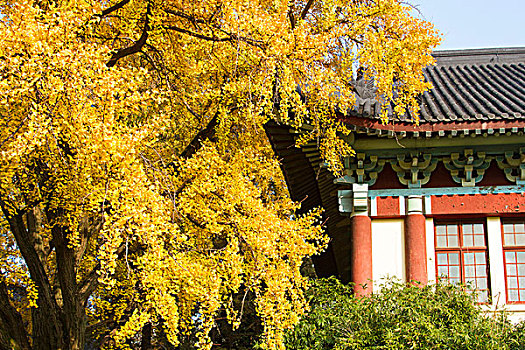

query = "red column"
[
  {"left": 405, "top": 196, "right": 427, "bottom": 285},
  {"left": 350, "top": 214, "right": 373, "bottom": 296}
]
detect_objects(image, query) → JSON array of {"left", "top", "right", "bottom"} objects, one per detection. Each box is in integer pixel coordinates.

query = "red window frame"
[
  {"left": 434, "top": 220, "right": 490, "bottom": 303},
  {"left": 501, "top": 219, "right": 525, "bottom": 304}
]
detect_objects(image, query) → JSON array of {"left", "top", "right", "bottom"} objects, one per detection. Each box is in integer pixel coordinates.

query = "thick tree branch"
[
  {"left": 98, "top": 0, "right": 131, "bottom": 17},
  {"left": 107, "top": 3, "right": 151, "bottom": 67},
  {"left": 300, "top": 0, "right": 315, "bottom": 20},
  {"left": 180, "top": 114, "right": 219, "bottom": 158},
  {"left": 78, "top": 243, "right": 129, "bottom": 301},
  {"left": 0, "top": 281, "right": 31, "bottom": 350},
  {"left": 76, "top": 214, "right": 105, "bottom": 267},
  {"left": 0, "top": 199, "right": 60, "bottom": 322}
]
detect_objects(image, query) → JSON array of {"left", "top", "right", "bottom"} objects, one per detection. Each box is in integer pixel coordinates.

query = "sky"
[{"left": 413, "top": 0, "right": 525, "bottom": 50}]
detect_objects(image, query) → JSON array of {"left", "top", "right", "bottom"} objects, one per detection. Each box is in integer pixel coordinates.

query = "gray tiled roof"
[{"left": 349, "top": 47, "right": 525, "bottom": 123}]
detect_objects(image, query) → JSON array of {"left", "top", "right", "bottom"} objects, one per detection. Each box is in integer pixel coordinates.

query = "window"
[
  {"left": 435, "top": 221, "right": 490, "bottom": 303},
  {"left": 502, "top": 220, "right": 525, "bottom": 303}
]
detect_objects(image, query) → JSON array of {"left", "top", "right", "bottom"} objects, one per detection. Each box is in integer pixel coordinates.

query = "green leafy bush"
[{"left": 285, "top": 278, "right": 525, "bottom": 350}]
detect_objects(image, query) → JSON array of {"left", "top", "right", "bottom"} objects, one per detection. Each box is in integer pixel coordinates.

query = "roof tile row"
[{"left": 348, "top": 48, "right": 525, "bottom": 124}]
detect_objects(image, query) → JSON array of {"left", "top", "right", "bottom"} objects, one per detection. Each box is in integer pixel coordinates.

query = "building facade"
[{"left": 267, "top": 47, "right": 525, "bottom": 321}]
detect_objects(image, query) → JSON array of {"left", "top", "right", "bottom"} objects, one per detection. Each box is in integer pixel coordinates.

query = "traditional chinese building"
[{"left": 266, "top": 47, "right": 525, "bottom": 320}]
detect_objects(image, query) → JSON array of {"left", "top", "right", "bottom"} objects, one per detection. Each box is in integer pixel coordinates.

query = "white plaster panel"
[
  {"left": 399, "top": 196, "right": 406, "bottom": 215},
  {"left": 425, "top": 218, "right": 436, "bottom": 284},
  {"left": 424, "top": 196, "right": 432, "bottom": 214},
  {"left": 370, "top": 197, "right": 377, "bottom": 217},
  {"left": 487, "top": 217, "right": 506, "bottom": 308},
  {"left": 372, "top": 219, "right": 405, "bottom": 290}
]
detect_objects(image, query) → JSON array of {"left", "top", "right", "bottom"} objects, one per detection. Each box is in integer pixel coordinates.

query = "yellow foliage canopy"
[{"left": 0, "top": 0, "right": 439, "bottom": 349}]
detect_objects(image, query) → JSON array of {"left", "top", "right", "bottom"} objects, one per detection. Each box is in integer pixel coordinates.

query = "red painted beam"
[
  {"left": 375, "top": 196, "right": 401, "bottom": 217},
  {"left": 431, "top": 193, "right": 525, "bottom": 215}
]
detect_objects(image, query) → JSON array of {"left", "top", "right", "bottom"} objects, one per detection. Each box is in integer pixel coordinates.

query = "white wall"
[
  {"left": 372, "top": 219, "right": 405, "bottom": 290},
  {"left": 487, "top": 217, "right": 506, "bottom": 308},
  {"left": 426, "top": 218, "right": 436, "bottom": 284}
]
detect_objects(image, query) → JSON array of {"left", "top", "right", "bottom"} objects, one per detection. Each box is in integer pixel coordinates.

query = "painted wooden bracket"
[
  {"left": 496, "top": 147, "right": 525, "bottom": 185},
  {"left": 334, "top": 153, "right": 385, "bottom": 186},
  {"left": 390, "top": 153, "right": 438, "bottom": 188},
  {"left": 443, "top": 149, "right": 491, "bottom": 187}
]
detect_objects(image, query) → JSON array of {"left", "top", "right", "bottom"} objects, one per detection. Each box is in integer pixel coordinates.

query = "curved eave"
[{"left": 265, "top": 121, "right": 351, "bottom": 281}]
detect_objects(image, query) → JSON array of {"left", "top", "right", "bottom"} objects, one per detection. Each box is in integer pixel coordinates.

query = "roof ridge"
[{"left": 432, "top": 47, "right": 525, "bottom": 67}]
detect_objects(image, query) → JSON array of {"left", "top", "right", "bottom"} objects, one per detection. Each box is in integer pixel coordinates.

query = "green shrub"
[{"left": 285, "top": 278, "right": 525, "bottom": 350}]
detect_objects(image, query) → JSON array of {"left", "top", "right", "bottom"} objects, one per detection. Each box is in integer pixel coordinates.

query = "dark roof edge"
[
  {"left": 433, "top": 47, "right": 525, "bottom": 57},
  {"left": 432, "top": 47, "right": 525, "bottom": 66}
]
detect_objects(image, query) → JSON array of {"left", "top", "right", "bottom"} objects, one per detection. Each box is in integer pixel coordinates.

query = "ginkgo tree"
[{"left": 0, "top": 0, "right": 439, "bottom": 349}]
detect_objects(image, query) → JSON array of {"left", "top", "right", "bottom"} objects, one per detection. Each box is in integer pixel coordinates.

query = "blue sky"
[{"left": 413, "top": 0, "right": 525, "bottom": 50}]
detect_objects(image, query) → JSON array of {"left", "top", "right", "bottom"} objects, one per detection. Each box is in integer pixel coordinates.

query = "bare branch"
[{"left": 165, "top": 26, "right": 265, "bottom": 49}]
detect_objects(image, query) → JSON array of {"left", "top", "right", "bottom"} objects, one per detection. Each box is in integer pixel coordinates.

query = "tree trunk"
[{"left": 140, "top": 323, "right": 152, "bottom": 350}]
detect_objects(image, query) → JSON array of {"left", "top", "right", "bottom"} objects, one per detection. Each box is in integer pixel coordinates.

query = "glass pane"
[
  {"left": 448, "top": 224, "right": 458, "bottom": 234},
  {"left": 475, "top": 252, "right": 485, "bottom": 264},
  {"left": 438, "top": 266, "right": 449, "bottom": 277},
  {"left": 519, "top": 277, "right": 525, "bottom": 287},
  {"left": 448, "top": 236, "right": 459, "bottom": 247},
  {"left": 465, "top": 277, "right": 475, "bottom": 286},
  {"left": 506, "top": 252, "right": 516, "bottom": 263},
  {"left": 517, "top": 252, "right": 525, "bottom": 263},
  {"left": 478, "top": 291, "right": 489, "bottom": 303},
  {"left": 516, "top": 223, "right": 525, "bottom": 233},
  {"left": 477, "top": 278, "right": 487, "bottom": 289},
  {"left": 437, "top": 253, "right": 448, "bottom": 265},
  {"left": 463, "top": 235, "right": 474, "bottom": 247},
  {"left": 476, "top": 266, "right": 487, "bottom": 277},
  {"left": 463, "top": 224, "right": 473, "bottom": 234},
  {"left": 449, "top": 266, "right": 461, "bottom": 278},
  {"left": 474, "top": 235, "right": 485, "bottom": 247},
  {"left": 509, "top": 289, "right": 519, "bottom": 301},
  {"left": 436, "top": 225, "right": 446, "bottom": 235},
  {"left": 450, "top": 277, "right": 461, "bottom": 285},
  {"left": 473, "top": 224, "right": 484, "bottom": 234},
  {"left": 507, "top": 264, "right": 518, "bottom": 276},
  {"left": 509, "top": 277, "right": 519, "bottom": 289},
  {"left": 505, "top": 234, "right": 515, "bottom": 246},
  {"left": 464, "top": 253, "right": 474, "bottom": 264},
  {"left": 464, "top": 266, "right": 475, "bottom": 278},
  {"left": 517, "top": 234, "right": 525, "bottom": 246},
  {"left": 436, "top": 236, "right": 447, "bottom": 248},
  {"left": 503, "top": 224, "right": 514, "bottom": 233},
  {"left": 449, "top": 253, "right": 460, "bottom": 265},
  {"left": 520, "top": 290, "right": 525, "bottom": 302},
  {"left": 518, "top": 264, "right": 525, "bottom": 276}
]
